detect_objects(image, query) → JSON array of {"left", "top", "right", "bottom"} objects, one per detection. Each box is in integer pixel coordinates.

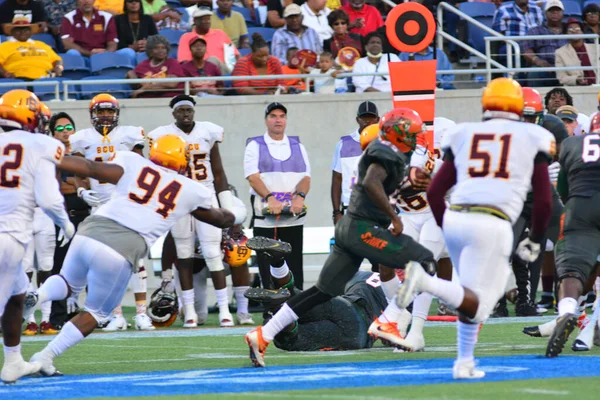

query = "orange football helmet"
[
  {"left": 223, "top": 234, "right": 251, "bottom": 267},
  {"left": 360, "top": 123, "right": 380, "bottom": 150},
  {"left": 0, "top": 89, "right": 41, "bottom": 132},
  {"left": 379, "top": 107, "right": 425, "bottom": 153},
  {"left": 481, "top": 77, "right": 524, "bottom": 116},
  {"left": 89, "top": 93, "right": 119, "bottom": 132},
  {"left": 522, "top": 87, "right": 544, "bottom": 125},
  {"left": 38, "top": 102, "right": 51, "bottom": 134},
  {"left": 149, "top": 135, "right": 189, "bottom": 174}
]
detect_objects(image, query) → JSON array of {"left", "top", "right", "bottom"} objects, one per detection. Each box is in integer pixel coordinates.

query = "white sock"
[
  {"left": 558, "top": 297, "right": 578, "bottom": 316},
  {"left": 270, "top": 261, "right": 290, "bottom": 279},
  {"left": 112, "top": 305, "right": 123, "bottom": 317},
  {"left": 215, "top": 287, "right": 229, "bottom": 310},
  {"left": 261, "top": 303, "right": 298, "bottom": 341},
  {"left": 45, "top": 321, "right": 84, "bottom": 358},
  {"left": 420, "top": 275, "right": 465, "bottom": 310},
  {"left": 41, "top": 301, "right": 51, "bottom": 323},
  {"left": 161, "top": 268, "right": 173, "bottom": 281},
  {"left": 28, "top": 312, "right": 36, "bottom": 324},
  {"left": 538, "top": 318, "right": 557, "bottom": 337},
  {"left": 380, "top": 298, "right": 403, "bottom": 324},
  {"left": 181, "top": 289, "right": 195, "bottom": 306},
  {"left": 234, "top": 286, "right": 249, "bottom": 315},
  {"left": 3, "top": 344, "right": 22, "bottom": 363},
  {"left": 381, "top": 275, "right": 400, "bottom": 302},
  {"left": 131, "top": 265, "right": 147, "bottom": 294},
  {"left": 409, "top": 292, "right": 432, "bottom": 336},
  {"left": 457, "top": 321, "right": 479, "bottom": 363},
  {"left": 409, "top": 316, "right": 426, "bottom": 338},
  {"left": 38, "top": 275, "right": 69, "bottom": 304}
]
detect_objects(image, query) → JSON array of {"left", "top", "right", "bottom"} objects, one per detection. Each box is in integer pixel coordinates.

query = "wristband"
[
  {"left": 77, "top": 187, "right": 85, "bottom": 198},
  {"left": 294, "top": 191, "right": 306, "bottom": 199},
  {"left": 333, "top": 210, "right": 342, "bottom": 216},
  {"left": 265, "top": 193, "right": 274, "bottom": 201}
]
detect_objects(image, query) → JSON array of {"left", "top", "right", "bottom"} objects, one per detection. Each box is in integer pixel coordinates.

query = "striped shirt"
[
  {"left": 232, "top": 54, "right": 285, "bottom": 93},
  {"left": 492, "top": 1, "right": 543, "bottom": 36},
  {"left": 271, "top": 26, "right": 323, "bottom": 65}
]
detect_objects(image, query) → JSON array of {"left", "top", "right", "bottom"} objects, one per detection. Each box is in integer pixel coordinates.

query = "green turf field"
[{"left": 3, "top": 306, "right": 598, "bottom": 399}]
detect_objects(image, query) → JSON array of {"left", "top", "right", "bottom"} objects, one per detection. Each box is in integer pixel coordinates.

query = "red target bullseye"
[{"left": 385, "top": 2, "right": 436, "bottom": 53}]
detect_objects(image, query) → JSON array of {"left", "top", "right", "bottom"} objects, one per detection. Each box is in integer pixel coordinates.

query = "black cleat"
[
  {"left": 571, "top": 339, "right": 590, "bottom": 352},
  {"left": 537, "top": 295, "right": 554, "bottom": 310},
  {"left": 244, "top": 287, "right": 291, "bottom": 306},
  {"left": 246, "top": 237, "right": 292, "bottom": 264},
  {"left": 523, "top": 325, "right": 542, "bottom": 337},
  {"left": 491, "top": 302, "right": 509, "bottom": 318},
  {"left": 546, "top": 313, "right": 578, "bottom": 358},
  {"left": 515, "top": 301, "right": 541, "bottom": 317}
]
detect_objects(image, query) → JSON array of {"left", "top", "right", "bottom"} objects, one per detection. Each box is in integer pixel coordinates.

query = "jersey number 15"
[{"left": 468, "top": 133, "right": 512, "bottom": 179}]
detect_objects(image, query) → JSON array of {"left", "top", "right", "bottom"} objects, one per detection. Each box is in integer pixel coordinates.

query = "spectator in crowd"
[
  {"left": 127, "top": 34, "right": 184, "bottom": 97},
  {"left": 282, "top": 47, "right": 308, "bottom": 92},
  {"left": 583, "top": 3, "right": 600, "bottom": 37},
  {"left": 244, "top": 102, "right": 311, "bottom": 290},
  {"left": 178, "top": 7, "right": 239, "bottom": 73},
  {"left": 96, "top": 0, "right": 125, "bottom": 15},
  {"left": 545, "top": 87, "right": 590, "bottom": 136},
  {"left": 43, "top": 0, "right": 77, "bottom": 50},
  {"left": 115, "top": 0, "right": 158, "bottom": 51},
  {"left": 340, "top": 0, "right": 382, "bottom": 37},
  {"left": 266, "top": 0, "right": 292, "bottom": 28},
  {"left": 308, "top": 51, "right": 345, "bottom": 93},
  {"left": 143, "top": 0, "right": 182, "bottom": 26},
  {"left": 555, "top": 18, "right": 598, "bottom": 86},
  {"left": 157, "top": 7, "right": 189, "bottom": 31},
  {"left": 326, "top": 0, "right": 346, "bottom": 10},
  {"left": 351, "top": 31, "right": 399, "bottom": 93},
  {"left": 271, "top": 3, "right": 322, "bottom": 65},
  {"left": 556, "top": 105, "right": 579, "bottom": 136},
  {"left": 211, "top": 0, "right": 248, "bottom": 47},
  {"left": 232, "top": 33, "right": 286, "bottom": 95},
  {"left": 523, "top": 0, "right": 568, "bottom": 86},
  {"left": 323, "top": 8, "right": 362, "bottom": 58},
  {"left": 0, "top": 16, "right": 63, "bottom": 80},
  {"left": 181, "top": 36, "right": 224, "bottom": 96},
  {"left": 491, "top": 0, "right": 543, "bottom": 36},
  {"left": 301, "top": 0, "right": 333, "bottom": 44},
  {"left": 399, "top": 44, "right": 455, "bottom": 90},
  {"left": 0, "top": 0, "right": 48, "bottom": 34}
]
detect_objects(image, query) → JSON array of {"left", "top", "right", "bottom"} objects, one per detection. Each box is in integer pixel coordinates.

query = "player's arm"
[
  {"left": 426, "top": 152, "right": 458, "bottom": 228},
  {"left": 35, "top": 159, "right": 72, "bottom": 232},
  {"left": 528, "top": 153, "right": 553, "bottom": 242},
  {"left": 331, "top": 171, "right": 342, "bottom": 215},
  {"left": 363, "top": 163, "right": 401, "bottom": 223},
  {"left": 58, "top": 156, "right": 124, "bottom": 185},
  {"left": 191, "top": 207, "right": 235, "bottom": 229}
]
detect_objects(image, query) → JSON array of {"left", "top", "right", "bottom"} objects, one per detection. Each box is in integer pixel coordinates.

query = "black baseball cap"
[
  {"left": 357, "top": 101, "right": 378, "bottom": 117},
  {"left": 265, "top": 102, "right": 287, "bottom": 117}
]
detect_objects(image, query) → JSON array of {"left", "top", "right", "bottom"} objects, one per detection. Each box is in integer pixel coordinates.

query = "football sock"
[
  {"left": 41, "top": 300, "right": 52, "bottom": 323},
  {"left": 113, "top": 305, "right": 123, "bottom": 317},
  {"left": 538, "top": 319, "right": 557, "bottom": 337},
  {"left": 135, "top": 301, "right": 146, "bottom": 315},
  {"left": 410, "top": 292, "right": 433, "bottom": 335},
  {"left": 380, "top": 298, "right": 403, "bottom": 324},
  {"left": 558, "top": 297, "right": 578, "bottom": 316},
  {"left": 3, "top": 344, "right": 22, "bottom": 363},
  {"left": 233, "top": 286, "right": 249, "bottom": 315},
  {"left": 215, "top": 288, "right": 229, "bottom": 310},
  {"left": 261, "top": 303, "right": 298, "bottom": 341},
  {"left": 420, "top": 275, "right": 464, "bottom": 310},
  {"left": 161, "top": 268, "right": 173, "bottom": 281},
  {"left": 381, "top": 275, "right": 400, "bottom": 303},
  {"left": 46, "top": 322, "right": 84, "bottom": 358},
  {"left": 27, "top": 313, "right": 36, "bottom": 324},
  {"left": 181, "top": 289, "right": 194, "bottom": 306},
  {"left": 132, "top": 265, "right": 147, "bottom": 294},
  {"left": 271, "top": 261, "right": 290, "bottom": 279},
  {"left": 37, "top": 275, "right": 69, "bottom": 304},
  {"left": 457, "top": 321, "right": 479, "bottom": 363}
]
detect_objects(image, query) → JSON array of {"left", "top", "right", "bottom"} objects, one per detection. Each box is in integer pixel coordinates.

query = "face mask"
[{"left": 367, "top": 51, "right": 382, "bottom": 59}]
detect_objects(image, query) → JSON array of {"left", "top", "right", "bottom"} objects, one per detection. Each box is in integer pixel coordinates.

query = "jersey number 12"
[{"left": 468, "top": 133, "right": 512, "bottom": 179}]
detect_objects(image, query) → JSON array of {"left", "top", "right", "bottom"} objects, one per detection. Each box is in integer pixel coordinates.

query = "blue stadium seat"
[
  {"left": 60, "top": 53, "right": 91, "bottom": 80},
  {"left": 175, "top": 8, "right": 190, "bottom": 25},
  {"left": 239, "top": 48, "right": 251, "bottom": 57},
  {"left": 563, "top": 0, "right": 583, "bottom": 17},
  {"left": 1, "top": 34, "right": 8, "bottom": 43},
  {"left": 166, "top": 0, "right": 181, "bottom": 7},
  {"left": 247, "top": 27, "right": 276, "bottom": 43},
  {"left": 78, "top": 76, "right": 131, "bottom": 99},
  {"left": 233, "top": 5, "right": 258, "bottom": 27},
  {"left": 457, "top": 2, "right": 496, "bottom": 18},
  {"left": 32, "top": 33, "right": 57, "bottom": 50},
  {"left": 169, "top": 46, "right": 178, "bottom": 59},
  {"left": 160, "top": 29, "right": 185, "bottom": 45},
  {"left": 585, "top": 0, "right": 600, "bottom": 7},
  {"left": 457, "top": 2, "right": 497, "bottom": 54},
  {"left": 32, "top": 77, "right": 75, "bottom": 101},
  {"left": 136, "top": 52, "right": 149, "bottom": 64},
  {"left": 0, "top": 78, "right": 27, "bottom": 95},
  {"left": 90, "top": 52, "right": 136, "bottom": 78}
]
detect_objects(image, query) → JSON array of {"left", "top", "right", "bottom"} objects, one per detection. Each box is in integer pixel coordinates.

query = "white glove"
[
  {"left": 516, "top": 237, "right": 541, "bottom": 263},
  {"left": 77, "top": 187, "right": 102, "bottom": 208},
  {"left": 548, "top": 161, "right": 560, "bottom": 184},
  {"left": 58, "top": 221, "right": 75, "bottom": 247},
  {"left": 67, "top": 296, "right": 79, "bottom": 314},
  {"left": 160, "top": 279, "right": 175, "bottom": 294}
]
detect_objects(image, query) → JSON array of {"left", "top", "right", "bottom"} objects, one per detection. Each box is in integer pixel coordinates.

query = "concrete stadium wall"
[{"left": 48, "top": 86, "right": 600, "bottom": 227}]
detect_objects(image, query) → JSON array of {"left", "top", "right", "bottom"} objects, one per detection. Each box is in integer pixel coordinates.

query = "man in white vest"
[{"left": 243, "top": 103, "right": 311, "bottom": 302}]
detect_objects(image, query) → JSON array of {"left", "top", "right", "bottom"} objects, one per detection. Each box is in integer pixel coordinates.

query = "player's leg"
[
  {"left": 131, "top": 262, "right": 154, "bottom": 330},
  {"left": 0, "top": 234, "right": 41, "bottom": 384},
  {"left": 197, "top": 218, "right": 233, "bottom": 327},
  {"left": 35, "top": 223, "right": 58, "bottom": 334},
  {"left": 231, "top": 263, "right": 254, "bottom": 325},
  {"left": 276, "top": 225, "right": 304, "bottom": 290},
  {"left": 22, "top": 239, "right": 38, "bottom": 335},
  {"left": 171, "top": 215, "right": 198, "bottom": 327},
  {"left": 192, "top": 265, "right": 209, "bottom": 325},
  {"left": 31, "top": 237, "right": 133, "bottom": 376}
]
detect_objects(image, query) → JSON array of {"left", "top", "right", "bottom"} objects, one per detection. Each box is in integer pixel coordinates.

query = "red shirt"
[
  {"left": 61, "top": 9, "right": 118, "bottom": 51},
  {"left": 133, "top": 58, "right": 185, "bottom": 98},
  {"left": 231, "top": 54, "right": 284, "bottom": 94},
  {"left": 181, "top": 60, "right": 223, "bottom": 89},
  {"left": 341, "top": 4, "right": 384, "bottom": 36}
]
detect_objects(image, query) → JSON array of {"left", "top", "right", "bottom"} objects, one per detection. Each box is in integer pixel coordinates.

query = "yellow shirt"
[
  {"left": 0, "top": 40, "right": 62, "bottom": 80},
  {"left": 326, "top": 0, "right": 342, "bottom": 10},
  {"left": 210, "top": 11, "right": 248, "bottom": 47},
  {"left": 95, "top": 0, "right": 125, "bottom": 15}
]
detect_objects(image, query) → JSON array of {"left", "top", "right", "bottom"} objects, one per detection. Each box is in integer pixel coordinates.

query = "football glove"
[
  {"left": 548, "top": 161, "right": 560, "bottom": 184},
  {"left": 77, "top": 187, "right": 102, "bottom": 208},
  {"left": 516, "top": 237, "right": 542, "bottom": 263},
  {"left": 67, "top": 296, "right": 79, "bottom": 315},
  {"left": 58, "top": 221, "right": 75, "bottom": 247}
]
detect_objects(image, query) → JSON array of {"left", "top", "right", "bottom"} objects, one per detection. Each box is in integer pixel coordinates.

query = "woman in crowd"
[
  {"left": 115, "top": 0, "right": 159, "bottom": 52},
  {"left": 323, "top": 9, "right": 363, "bottom": 58}
]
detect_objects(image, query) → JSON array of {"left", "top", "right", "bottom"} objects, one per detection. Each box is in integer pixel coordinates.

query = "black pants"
[
  {"left": 254, "top": 225, "right": 304, "bottom": 290},
  {"left": 49, "top": 194, "right": 90, "bottom": 328}
]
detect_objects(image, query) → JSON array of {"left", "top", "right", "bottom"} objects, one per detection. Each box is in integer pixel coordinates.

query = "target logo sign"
[{"left": 385, "top": 2, "right": 436, "bottom": 53}]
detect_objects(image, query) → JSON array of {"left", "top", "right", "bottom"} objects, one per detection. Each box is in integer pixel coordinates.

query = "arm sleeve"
[
  {"left": 60, "top": 17, "right": 73, "bottom": 39},
  {"left": 125, "top": 127, "right": 145, "bottom": 149},
  {"left": 426, "top": 158, "right": 457, "bottom": 227},
  {"left": 243, "top": 141, "right": 260, "bottom": 177},
  {"left": 34, "top": 159, "right": 70, "bottom": 231},
  {"left": 529, "top": 159, "right": 552, "bottom": 242},
  {"left": 556, "top": 168, "right": 569, "bottom": 201},
  {"left": 106, "top": 16, "right": 118, "bottom": 43},
  {"left": 331, "top": 140, "right": 343, "bottom": 172},
  {"left": 206, "top": 122, "right": 225, "bottom": 146}
]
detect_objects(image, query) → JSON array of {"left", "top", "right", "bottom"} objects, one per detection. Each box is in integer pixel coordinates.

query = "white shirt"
[
  {"left": 352, "top": 54, "right": 401, "bottom": 93},
  {"left": 575, "top": 112, "right": 590, "bottom": 136},
  {"left": 331, "top": 130, "right": 360, "bottom": 206},
  {"left": 243, "top": 133, "right": 311, "bottom": 181},
  {"left": 301, "top": 3, "right": 333, "bottom": 44}
]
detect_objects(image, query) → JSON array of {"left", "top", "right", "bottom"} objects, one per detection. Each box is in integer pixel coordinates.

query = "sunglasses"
[
  {"left": 332, "top": 21, "right": 347, "bottom": 26},
  {"left": 54, "top": 124, "right": 74, "bottom": 132},
  {"left": 126, "top": 0, "right": 141, "bottom": 3}
]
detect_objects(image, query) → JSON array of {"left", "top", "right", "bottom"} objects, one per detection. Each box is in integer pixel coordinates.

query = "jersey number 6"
[
  {"left": 468, "top": 133, "right": 512, "bottom": 179},
  {"left": 129, "top": 167, "right": 182, "bottom": 218}
]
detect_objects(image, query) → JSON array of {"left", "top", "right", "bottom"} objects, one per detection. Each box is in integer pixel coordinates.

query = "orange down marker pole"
[{"left": 385, "top": 3, "right": 437, "bottom": 151}]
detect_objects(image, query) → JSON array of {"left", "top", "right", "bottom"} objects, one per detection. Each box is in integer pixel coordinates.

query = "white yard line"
[{"left": 518, "top": 389, "right": 570, "bottom": 396}]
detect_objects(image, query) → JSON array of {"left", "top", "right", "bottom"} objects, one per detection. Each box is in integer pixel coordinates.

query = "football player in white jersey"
[
  {"left": 396, "top": 78, "right": 555, "bottom": 379},
  {"left": 26, "top": 135, "right": 236, "bottom": 376},
  {"left": 0, "top": 90, "right": 74, "bottom": 384},
  {"left": 148, "top": 95, "right": 238, "bottom": 328},
  {"left": 69, "top": 93, "right": 153, "bottom": 331}
]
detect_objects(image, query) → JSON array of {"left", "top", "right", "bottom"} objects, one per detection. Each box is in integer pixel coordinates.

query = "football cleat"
[
  {"left": 246, "top": 236, "right": 292, "bottom": 264},
  {"left": 39, "top": 321, "right": 58, "bottom": 335},
  {"left": 134, "top": 314, "right": 156, "bottom": 331},
  {"left": 453, "top": 360, "right": 485, "bottom": 379},
  {"left": 395, "top": 261, "right": 426, "bottom": 309},
  {"left": 102, "top": 315, "right": 127, "bottom": 331},
  {"left": 571, "top": 339, "right": 590, "bottom": 352},
  {"left": 546, "top": 313, "right": 578, "bottom": 358},
  {"left": 523, "top": 325, "right": 542, "bottom": 337},
  {"left": 368, "top": 318, "right": 405, "bottom": 348},
  {"left": 183, "top": 309, "right": 198, "bottom": 328},
  {"left": 30, "top": 351, "right": 63, "bottom": 377},
  {"left": 244, "top": 287, "right": 291, "bottom": 306},
  {"left": 219, "top": 309, "right": 235, "bottom": 328},
  {"left": 490, "top": 302, "right": 508, "bottom": 318},
  {"left": 237, "top": 313, "right": 255, "bottom": 325},
  {"left": 537, "top": 294, "right": 555, "bottom": 310},
  {"left": 23, "top": 322, "right": 39, "bottom": 336},
  {"left": 515, "top": 301, "right": 541, "bottom": 317},
  {"left": 392, "top": 331, "right": 425, "bottom": 353},
  {"left": 245, "top": 326, "right": 269, "bottom": 367},
  {"left": 1, "top": 359, "right": 42, "bottom": 384}
]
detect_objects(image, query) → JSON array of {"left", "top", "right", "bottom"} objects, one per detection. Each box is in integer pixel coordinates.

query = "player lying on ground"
[{"left": 23, "top": 135, "right": 236, "bottom": 376}]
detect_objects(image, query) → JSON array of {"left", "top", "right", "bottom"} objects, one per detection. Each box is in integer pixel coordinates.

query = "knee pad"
[
  {"left": 202, "top": 241, "right": 224, "bottom": 272},
  {"left": 205, "top": 256, "right": 225, "bottom": 272}
]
